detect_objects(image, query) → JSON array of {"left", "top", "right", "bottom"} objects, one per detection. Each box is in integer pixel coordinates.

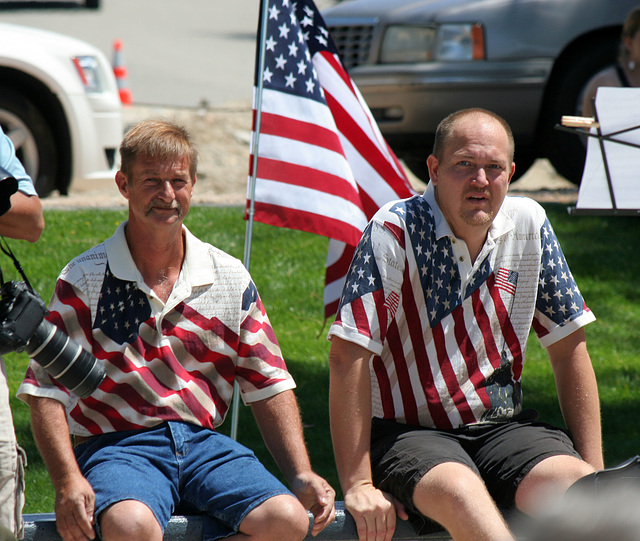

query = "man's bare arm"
[
  {"left": 547, "top": 328, "right": 604, "bottom": 470},
  {"left": 26, "top": 396, "right": 96, "bottom": 541},
  {"left": 251, "top": 390, "right": 336, "bottom": 535},
  {"left": 329, "top": 336, "right": 407, "bottom": 541}
]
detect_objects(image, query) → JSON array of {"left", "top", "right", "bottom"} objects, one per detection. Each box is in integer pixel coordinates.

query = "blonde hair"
[{"left": 119, "top": 119, "right": 198, "bottom": 179}]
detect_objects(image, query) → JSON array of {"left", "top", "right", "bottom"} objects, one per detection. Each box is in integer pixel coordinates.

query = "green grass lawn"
[{"left": 4, "top": 203, "right": 640, "bottom": 513}]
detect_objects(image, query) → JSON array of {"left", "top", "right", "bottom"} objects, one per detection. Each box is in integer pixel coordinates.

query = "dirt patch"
[
  {"left": 42, "top": 104, "right": 255, "bottom": 209},
  {"left": 41, "top": 104, "right": 578, "bottom": 209},
  {"left": 509, "top": 158, "right": 578, "bottom": 204}
]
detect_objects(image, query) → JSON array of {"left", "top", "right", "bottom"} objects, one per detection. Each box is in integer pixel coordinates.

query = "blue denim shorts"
[{"left": 74, "top": 422, "right": 293, "bottom": 540}]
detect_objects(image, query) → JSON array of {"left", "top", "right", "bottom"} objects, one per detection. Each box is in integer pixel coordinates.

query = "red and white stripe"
[{"left": 249, "top": 44, "right": 415, "bottom": 317}]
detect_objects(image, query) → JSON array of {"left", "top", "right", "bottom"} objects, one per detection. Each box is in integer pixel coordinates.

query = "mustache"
[{"left": 145, "top": 199, "right": 181, "bottom": 214}]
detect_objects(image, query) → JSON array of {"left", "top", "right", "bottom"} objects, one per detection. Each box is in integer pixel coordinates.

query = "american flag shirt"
[
  {"left": 18, "top": 223, "right": 295, "bottom": 436},
  {"left": 329, "top": 183, "right": 595, "bottom": 429}
]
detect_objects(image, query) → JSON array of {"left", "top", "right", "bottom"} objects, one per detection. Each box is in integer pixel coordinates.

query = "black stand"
[{"left": 554, "top": 103, "right": 640, "bottom": 216}]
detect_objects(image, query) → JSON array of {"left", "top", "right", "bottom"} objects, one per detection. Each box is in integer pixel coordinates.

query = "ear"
[
  {"left": 115, "top": 170, "right": 130, "bottom": 200},
  {"left": 508, "top": 162, "right": 516, "bottom": 184},
  {"left": 426, "top": 154, "right": 439, "bottom": 186}
]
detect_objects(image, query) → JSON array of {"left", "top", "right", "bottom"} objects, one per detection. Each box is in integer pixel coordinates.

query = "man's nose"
[
  {"left": 472, "top": 167, "right": 489, "bottom": 186},
  {"left": 158, "top": 180, "right": 175, "bottom": 199}
]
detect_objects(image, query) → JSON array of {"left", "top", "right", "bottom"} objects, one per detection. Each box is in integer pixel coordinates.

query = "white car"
[{"left": 0, "top": 22, "right": 122, "bottom": 197}]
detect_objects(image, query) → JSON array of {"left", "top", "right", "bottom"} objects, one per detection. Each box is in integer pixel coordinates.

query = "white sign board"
[{"left": 575, "top": 87, "right": 640, "bottom": 212}]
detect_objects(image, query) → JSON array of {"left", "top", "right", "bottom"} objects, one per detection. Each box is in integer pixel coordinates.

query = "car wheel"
[
  {"left": 0, "top": 89, "right": 59, "bottom": 197},
  {"left": 538, "top": 35, "right": 618, "bottom": 185}
]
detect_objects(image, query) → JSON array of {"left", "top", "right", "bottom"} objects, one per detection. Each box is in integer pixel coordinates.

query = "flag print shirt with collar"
[
  {"left": 18, "top": 222, "right": 295, "bottom": 436},
  {"left": 329, "top": 183, "right": 595, "bottom": 429}
]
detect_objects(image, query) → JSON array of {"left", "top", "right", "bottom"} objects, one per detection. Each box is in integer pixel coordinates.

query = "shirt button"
[{"left": 459, "top": 256, "right": 465, "bottom": 262}]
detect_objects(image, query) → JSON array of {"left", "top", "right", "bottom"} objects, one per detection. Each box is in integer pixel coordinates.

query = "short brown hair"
[
  {"left": 432, "top": 108, "right": 515, "bottom": 164},
  {"left": 119, "top": 119, "right": 198, "bottom": 179}
]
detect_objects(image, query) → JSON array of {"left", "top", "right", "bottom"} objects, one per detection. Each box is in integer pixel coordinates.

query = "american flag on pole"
[{"left": 247, "top": 0, "right": 416, "bottom": 317}]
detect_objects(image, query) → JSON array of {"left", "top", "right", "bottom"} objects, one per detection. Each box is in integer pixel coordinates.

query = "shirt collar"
[{"left": 104, "top": 221, "right": 216, "bottom": 287}]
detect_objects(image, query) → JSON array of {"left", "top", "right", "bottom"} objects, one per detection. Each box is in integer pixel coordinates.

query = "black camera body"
[
  {"left": 0, "top": 280, "right": 106, "bottom": 398},
  {"left": 0, "top": 280, "right": 48, "bottom": 353}
]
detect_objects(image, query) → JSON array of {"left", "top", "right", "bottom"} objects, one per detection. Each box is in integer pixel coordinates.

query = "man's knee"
[
  {"left": 412, "top": 462, "right": 511, "bottom": 539},
  {"left": 414, "top": 462, "right": 490, "bottom": 514},
  {"left": 516, "top": 455, "right": 596, "bottom": 514},
  {"left": 240, "top": 494, "right": 309, "bottom": 541},
  {"left": 100, "top": 500, "right": 163, "bottom": 541}
]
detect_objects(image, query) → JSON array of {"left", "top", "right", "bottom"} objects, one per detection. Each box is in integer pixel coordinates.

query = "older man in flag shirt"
[
  {"left": 328, "top": 109, "right": 603, "bottom": 541},
  {"left": 18, "top": 120, "right": 334, "bottom": 541}
]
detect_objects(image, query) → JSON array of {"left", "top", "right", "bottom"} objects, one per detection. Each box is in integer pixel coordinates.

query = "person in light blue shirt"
[
  {"left": 0, "top": 126, "right": 44, "bottom": 242},
  {"left": 0, "top": 124, "right": 44, "bottom": 538}
]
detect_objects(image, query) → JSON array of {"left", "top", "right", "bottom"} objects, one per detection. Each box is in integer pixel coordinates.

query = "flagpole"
[{"left": 230, "top": 0, "right": 270, "bottom": 441}]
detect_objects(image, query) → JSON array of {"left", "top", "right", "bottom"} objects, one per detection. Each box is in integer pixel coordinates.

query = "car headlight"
[
  {"left": 380, "top": 23, "right": 485, "bottom": 64},
  {"left": 72, "top": 55, "right": 104, "bottom": 92}
]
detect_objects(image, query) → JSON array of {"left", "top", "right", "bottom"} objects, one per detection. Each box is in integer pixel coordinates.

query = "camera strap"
[{"left": 0, "top": 236, "right": 33, "bottom": 291}]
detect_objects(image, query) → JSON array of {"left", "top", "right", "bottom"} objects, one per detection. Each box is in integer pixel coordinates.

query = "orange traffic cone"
[{"left": 112, "top": 39, "right": 133, "bottom": 105}]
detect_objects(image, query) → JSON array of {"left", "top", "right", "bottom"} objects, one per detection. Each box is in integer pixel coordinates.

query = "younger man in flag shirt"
[
  {"left": 18, "top": 119, "right": 335, "bottom": 541},
  {"left": 328, "top": 109, "right": 603, "bottom": 541}
]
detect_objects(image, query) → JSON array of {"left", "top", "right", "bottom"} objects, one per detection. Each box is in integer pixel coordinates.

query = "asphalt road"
[{"left": 0, "top": 0, "right": 336, "bottom": 108}]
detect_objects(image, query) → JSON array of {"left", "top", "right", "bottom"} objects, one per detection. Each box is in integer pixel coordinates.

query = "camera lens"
[{"left": 26, "top": 319, "right": 106, "bottom": 398}]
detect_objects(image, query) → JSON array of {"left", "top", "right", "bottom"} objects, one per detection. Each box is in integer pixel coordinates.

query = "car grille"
[{"left": 328, "top": 23, "right": 375, "bottom": 69}]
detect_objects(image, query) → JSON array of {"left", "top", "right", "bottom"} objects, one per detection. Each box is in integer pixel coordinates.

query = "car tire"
[
  {"left": 0, "top": 88, "right": 59, "bottom": 197},
  {"left": 538, "top": 34, "right": 618, "bottom": 185}
]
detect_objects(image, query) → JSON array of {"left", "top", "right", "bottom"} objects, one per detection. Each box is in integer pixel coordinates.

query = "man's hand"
[
  {"left": 344, "top": 483, "right": 408, "bottom": 541},
  {"left": 290, "top": 471, "right": 336, "bottom": 536},
  {"left": 54, "top": 473, "right": 96, "bottom": 541}
]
